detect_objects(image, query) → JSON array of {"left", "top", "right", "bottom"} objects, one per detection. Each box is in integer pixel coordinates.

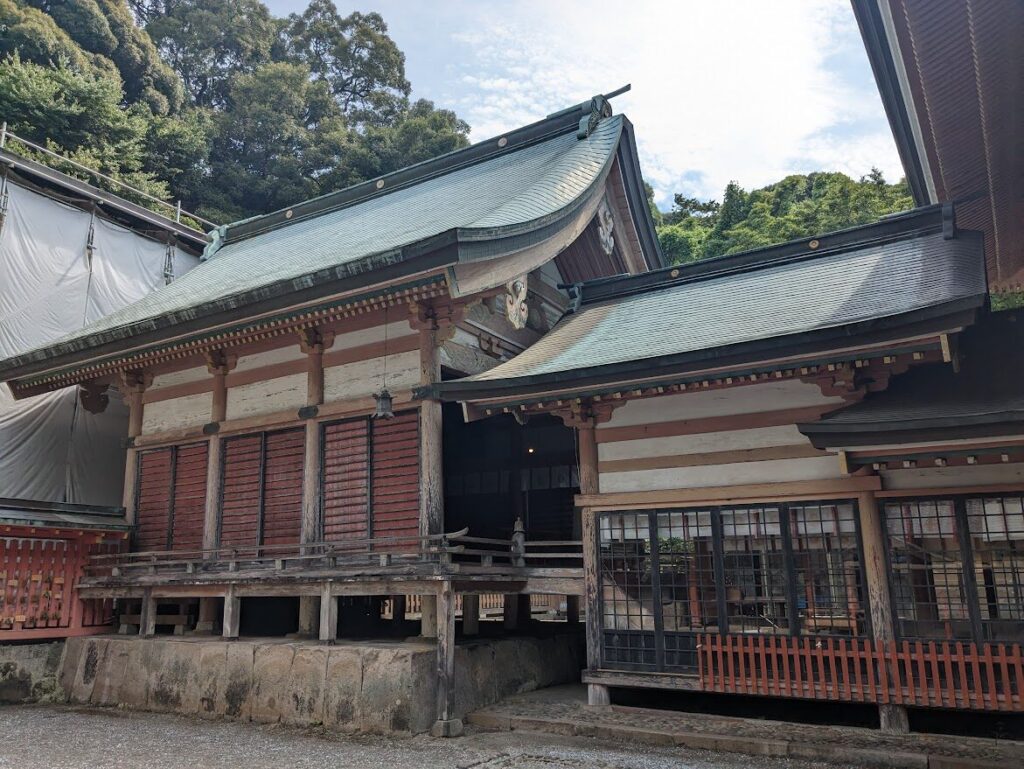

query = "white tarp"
[{"left": 0, "top": 180, "right": 199, "bottom": 505}]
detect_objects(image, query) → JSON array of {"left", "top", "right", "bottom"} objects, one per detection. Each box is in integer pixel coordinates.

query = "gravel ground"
[{"left": 0, "top": 705, "right": 842, "bottom": 769}]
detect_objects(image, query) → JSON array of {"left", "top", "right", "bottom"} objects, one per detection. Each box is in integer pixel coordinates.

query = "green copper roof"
[
  {"left": 437, "top": 207, "right": 987, "bottom": 401},
  {"left": 60, "top": 116, "right": 621, "bottom": 342},
  {"left": 0, "top": 101, "right": 661, "bottom": 385}
]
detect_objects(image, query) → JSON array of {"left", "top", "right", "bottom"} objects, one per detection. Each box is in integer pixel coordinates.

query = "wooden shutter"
[
  {"left": 370, "top": 412, "right": 421, "bottom": 540},
  {"left": 322, "top": 419, "right": 370, "bottom": 540},
  {"left": 320, "top": 411, "right": 421, "bottom": 543},
  {"left": 169, "top": 443, "right": 208, "bottom": 551},
  {"left": 135, "top": 443, "right": 209, "bottom": 552},
  {"left": 220, "top": 435, "right": 262, "bottom": 548},
  {"left": 219, "top": 429, "right": 305, "bottom": 548},
  {"left": 135, "top": 448, "right": 173, "bottom": 550},
  {"left": 261, "top": 428, "right": 304, "bottom": 546}
]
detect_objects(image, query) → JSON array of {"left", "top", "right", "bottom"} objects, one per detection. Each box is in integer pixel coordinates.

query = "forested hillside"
[
  {"left": 652, "top": 170, "right": 914, "bottom": 264},
  {"left": 0, "top": 0, "right": 469, "bottom": 222},
  {"left": 0, "top": 0, "right": 912, "bottom": 247}
]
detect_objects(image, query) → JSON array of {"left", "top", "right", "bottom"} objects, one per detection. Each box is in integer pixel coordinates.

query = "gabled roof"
[
  {"left": 0, "top": 92, "right": 663, "bottom": 390},
  {"left": 435, "top": 205, "right": 987, "bottom": 403},
  {"left": 800, "top": 310, "right": 1024, "bottom": 448}
]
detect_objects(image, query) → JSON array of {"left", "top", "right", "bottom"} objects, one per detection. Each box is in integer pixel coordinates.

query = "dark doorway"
[
  {"left": 239, "top": 597, "right": 299, "bottom": 636},
  {"left": 442, "top": 404, "right": 578, "bottom": 541}
]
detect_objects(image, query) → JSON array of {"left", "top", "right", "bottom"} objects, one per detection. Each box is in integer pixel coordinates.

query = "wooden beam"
[
  {"left": 598, "top": 444, "right": 830, "bottom": 474},
  {"left": 595, "top": 405, "right": 842, "bottom": 444},
  {"left": 877, "top": 483, "right": 1024, "bottom": 498},
  {"left": 576, "top": 475, "right": 881, "bottom": 510}
]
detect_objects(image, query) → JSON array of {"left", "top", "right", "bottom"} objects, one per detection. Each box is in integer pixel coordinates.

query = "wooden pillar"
[
  {"left": 577, "top": 419, "right": 607, "bottom": 706},
  {"left": 421, "top": 594, "right": 438, "bottom": 637},
  {"left": 462, "top": 593, "right": 479, "bottom": 636},
  {"left": 298, "top": 421, "right": 322, "bottom": 636},
  {"left": 198, "top": 357, "right": 230, "bottom": 633},
  {"left": 858, "top": 490, "right": 909, "bottom": 734},
  {"left": 222, "top": 586, "right": 240, "bottom": 640},
  {"left": 195, "top": 596, "right": 218, "bottom": 635},
  {"left": 298, "top": 329, "right": 330, "bottom": 637},
  {"left": 502, "top": 593, "right": 520, "bottom": 630},
  {"left": 391, "top": 594, "right": 407, "bottom": 624},
  {"left": 319, "top": 583, "right": 337, "bottom": 643},
  {"left": 122, "top": 374, "right": 146, "bottom": 526},
  {"left": 430, "top": 582, "right": 462, "bottom": 737},
  {"left": 139, "top": 589, "right": 156, "bottom": 637},
  {"left": 418, "top": 321, "right": 443, "bottom": 539}
]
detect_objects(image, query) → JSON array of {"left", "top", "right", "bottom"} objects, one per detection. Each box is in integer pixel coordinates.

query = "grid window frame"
[{"left": 596, "top": 498, "right": 867, "bottom": 674}]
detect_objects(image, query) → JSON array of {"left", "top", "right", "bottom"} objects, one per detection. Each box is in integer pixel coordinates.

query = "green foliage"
[
  {"left": 991, "top": 292, "right": 1024, "bottom": 312},
  {"left": 144, "top": 0, "right": 280, "bottom": 109},
  {"left": 0, "top": 0, "right": 471, "bottom": 223},
  {"left": 284, "top": 1, "right": 410, "bottom": 125},
  {"left": 0, "top": 55, "right": 171, "bottom": 200},
  {"left": 656, "top": 171, "right": 914, "bottom": 264}
]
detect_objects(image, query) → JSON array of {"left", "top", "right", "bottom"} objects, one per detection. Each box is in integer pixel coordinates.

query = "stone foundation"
[
  {"left": 0, "top": 642, "right": 64, "bottom": 703},
  {"left": 58, "top": 633, "right": 583, "bottom": 734}
]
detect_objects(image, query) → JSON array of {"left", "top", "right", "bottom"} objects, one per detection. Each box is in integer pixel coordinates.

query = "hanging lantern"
[{"left": 373, "top": 387, "right": 394, "bottom": 419}]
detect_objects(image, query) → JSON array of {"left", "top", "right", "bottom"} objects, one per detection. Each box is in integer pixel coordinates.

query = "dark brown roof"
[
  {"left": 800, "top": 310, "right": 1024, "bottom": 448},
  {"left": 855, "top": 0, "right": 1024, "bottom": 291}
]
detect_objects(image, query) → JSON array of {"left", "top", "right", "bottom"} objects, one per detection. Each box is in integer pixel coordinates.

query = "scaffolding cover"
[{"left": 0, "top": 181, "right": 199, "bottom": 505}]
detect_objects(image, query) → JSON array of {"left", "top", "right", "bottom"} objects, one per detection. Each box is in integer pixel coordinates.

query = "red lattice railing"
[
  {"left": 1, "top": 534, "right": 119, "bottom": 641},
  {"left": 698, "top": 633, "right": 1024, "bottom": 712}
]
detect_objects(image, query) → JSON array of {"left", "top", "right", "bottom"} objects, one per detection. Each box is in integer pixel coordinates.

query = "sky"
[{"left": 265, "top": 0, "right": 903, "bottom": 209}]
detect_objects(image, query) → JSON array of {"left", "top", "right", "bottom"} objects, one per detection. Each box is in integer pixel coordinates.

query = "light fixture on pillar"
[{"left": 373, "top": 302, "right": 395, "bottom": 419}]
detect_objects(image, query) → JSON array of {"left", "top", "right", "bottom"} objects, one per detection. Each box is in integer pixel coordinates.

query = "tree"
[
  {"left": 283, "top": 1, "right": 409, "bottom": 124},
  {"left": 144, "top": 0, "right": 280, "bottom": 109},
  {"left": 200, "top": 61, "right": 345, "bottom": 220},
  {"left": 8, "top": 0, "right": 184, "bottom": 113},
  {"left": 657, "top": 171, "right": 914, "bottom": 265},
  {"left": 0, "top": 55, "right": 170, "bottom": 201}
]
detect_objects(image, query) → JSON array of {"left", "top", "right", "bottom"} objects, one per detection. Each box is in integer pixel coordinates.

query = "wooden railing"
[
  {"left": 698, "top": 633, "right": 1024, "bottom": 712},
  {"left": 82, "top": 527, "right": 583, "bottom": 583},
  {"left": 1, "top": 536, "right": 119, "bottom": 640}
]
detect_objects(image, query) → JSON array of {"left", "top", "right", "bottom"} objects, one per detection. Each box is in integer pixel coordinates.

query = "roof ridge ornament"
[{"left": 578, "top": 95, "right": 613, "bottom": 140}]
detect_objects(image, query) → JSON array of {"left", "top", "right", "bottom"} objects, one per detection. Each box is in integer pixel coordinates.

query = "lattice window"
[
  {"left": 883, "top": 499, "right": 973, "bottom": 640},
  {"left": 598, "top": 512, "right": 656, "bottom": 669},
  {"left": 967, "top": 495, "right": 1024, "bottom": 642},
  {"left": 720, "top": 505, "right": 789, "bottom": 635},
  {"left": 596, "top": 499, "right": 867, "bottom": 674},
  {"left": 788, "top": 502, "right": 865, "bottom": 636}
]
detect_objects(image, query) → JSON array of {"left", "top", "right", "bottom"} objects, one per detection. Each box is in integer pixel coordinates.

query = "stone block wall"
[
  {"left": 58, "top": 633, "right": 583, "bottom": 734},
  {"left": 0, "top": 642, "right": 64, "bottom": 703}
]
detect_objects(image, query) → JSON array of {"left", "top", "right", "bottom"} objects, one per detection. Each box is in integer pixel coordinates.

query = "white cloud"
[{"left": 425, "top": 1, "right": 903, "bottom": 207}]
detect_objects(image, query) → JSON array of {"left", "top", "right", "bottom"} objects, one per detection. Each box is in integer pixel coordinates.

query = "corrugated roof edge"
[
  {"left": 570, "top": 203, "right": 951, "bottom": 308},
  {"left": 209, "top": 93, "right": 623, "bottom": 252}
]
